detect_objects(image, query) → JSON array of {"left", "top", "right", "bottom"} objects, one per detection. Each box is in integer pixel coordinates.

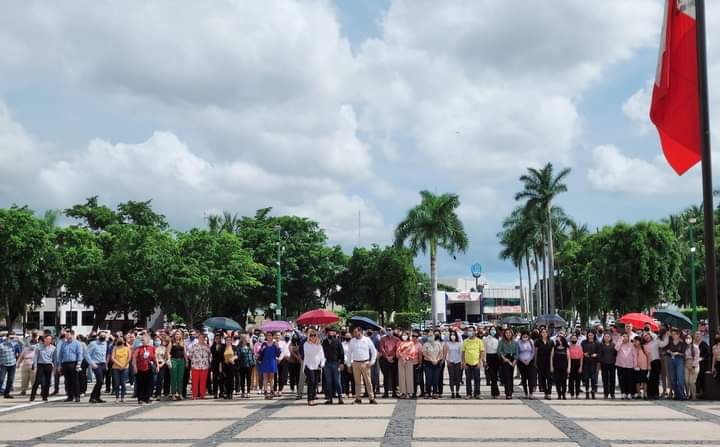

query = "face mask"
[
  {"left": 345, "top": 338, "right": 351, "bottom": 342},
  {"left": 597, "top": 329, "right": 604, "bottom": 335},
  {"left": 258, "top": 336, "right": 265, "bottom": 343},
  {"left": 489, "top": 329, "right": 496, "bottom": 336},
  {"left": 401, "top": 335, "right": 408, "bottom": 341},
  {"left": 190, "top": 335, "right": 196, "bottom": 341},
  {"left": 420, "top": 336, "right": 428, "bottom": 343},
  {"left": 450, "top": 335, "right": 457, "bottom": 341},
  {"left": 284, "top": 336, "right": 290, "bottom": 342},
  {"left": 467, "top": 331, "right": 475, "bottom": 338},
  {"left": 99, "top": 337, "right": 106, "bottom": 342},
  {"left": 575, "top": 330, "right": 581, "bottom": 335},
  {"left": 153, "top": 340, "right": 160, "bottom": 347},
  {"left": 686, "top": 338, "right": 692, "bottom": 344},
  {"left": 233, "top": 340, "right": 240, "bottom": 346},
  {"left": 435, "top": 335, "right": 441, "bottom": 341}
]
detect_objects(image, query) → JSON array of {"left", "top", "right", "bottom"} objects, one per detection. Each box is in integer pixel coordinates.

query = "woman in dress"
[{"left": 258, "top": 332, "right": 282, "bottom": 399}]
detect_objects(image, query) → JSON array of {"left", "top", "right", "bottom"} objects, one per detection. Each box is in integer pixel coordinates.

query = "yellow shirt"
[
  {"left": 461, "top": 337, "right": 484, "bottom": 366},
  {"left": 112, "top": 345, "right": 130, "bottom": 369}
]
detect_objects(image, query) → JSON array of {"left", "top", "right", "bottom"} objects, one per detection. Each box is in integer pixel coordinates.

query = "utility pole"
[
  {"left": 275, "top": 225, "right": 282, "bottom": 320},
  {"left": 689, "top": 217, "right": 698, "bottom": 331}
]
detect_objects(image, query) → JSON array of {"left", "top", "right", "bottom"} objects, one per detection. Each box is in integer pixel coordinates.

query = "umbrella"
[
  {"left": 260, "top": 320, "right": 293, "bottom": 332},
  {"left": 618, "top": 313, "right": 659, "bottom": 332},
  {"left": 202, "top": 317, "right": 242, "bottom": 332},
  {"left": 652, "top": 309, "right": 692, "bottom": 330},
  {"left": 349, "top": 316, "right": 383, "bottom": 331},
  {"left": 296, "top": 309, "right": 340, "bottom": 326},
  {"left": 532, "top": 314, "right": 567, "bottom": 328},
  {"left": 500, "top": 316, "right": 529, "bottom": 326}
]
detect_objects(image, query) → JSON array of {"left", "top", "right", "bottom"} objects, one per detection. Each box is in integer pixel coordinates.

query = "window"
[
  {"left": 43, "top": 312, "right": 56, "bottom": 327},
  {"left": 65, "top": 311, "right": 78, "bottom": 326},
  {"left": 81, "top": 311, "right": 95, "bottom": 326},
  {"left": 26, "top": 312, "right": 40, "bottom": 329}
]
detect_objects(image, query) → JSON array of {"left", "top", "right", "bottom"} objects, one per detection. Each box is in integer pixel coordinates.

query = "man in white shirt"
[{"left": 348, "top": 327, "right": 378, "bottom": 404}]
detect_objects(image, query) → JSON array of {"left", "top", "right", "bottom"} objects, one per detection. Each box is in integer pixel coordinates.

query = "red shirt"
[
  {"left": 379, "top": 335, "right": 400, "bottom": 359},
  {"left": 135, "top": 345, "right": 156, "bottom": 372},
  {"left": 568, "top": 344, "right": 583, "bottom": 360}
]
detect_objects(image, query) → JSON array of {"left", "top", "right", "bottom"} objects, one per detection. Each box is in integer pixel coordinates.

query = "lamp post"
[
  {"left": 689, "top": 217, "right": 698, "bottom": 331},
  {"left": 275, "top": 225, "right": 282, "bottom": 319}
]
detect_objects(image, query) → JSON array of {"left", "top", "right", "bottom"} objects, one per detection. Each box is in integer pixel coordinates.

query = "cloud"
[
  {"left": 587, "top": 144, "right": 689, "bottom": 194},
  {"left": 622, "top": 81, "right": 653, "bottom": 134}
]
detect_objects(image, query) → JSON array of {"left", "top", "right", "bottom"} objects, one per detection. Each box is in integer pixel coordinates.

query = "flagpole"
[{"left": 695, "top": 0, "right": 718, "bottom": 342}]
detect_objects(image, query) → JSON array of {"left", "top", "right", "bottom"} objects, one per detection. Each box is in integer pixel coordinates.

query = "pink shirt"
[
  {"left": 635, "top": 347, "right": 649, "bottom": 370},
  {"left": 615, "top": 341, "right": 637, "bottom": 369},
  {"left": 568, "top": 345, "right": 583, "bottom": 360}
]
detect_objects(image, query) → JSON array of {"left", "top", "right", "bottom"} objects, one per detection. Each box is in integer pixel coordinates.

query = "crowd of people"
[{"left": 0, "top": 320, "right": 717, "bottom": 405}]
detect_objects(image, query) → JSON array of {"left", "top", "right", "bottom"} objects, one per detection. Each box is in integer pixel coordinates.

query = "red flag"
[{"left": 650, "top": 0, "right": 700, "bottom": 175}]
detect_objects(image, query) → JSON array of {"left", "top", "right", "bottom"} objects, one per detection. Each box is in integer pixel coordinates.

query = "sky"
[{"left": 1, "top": 0, "right": 720, "bottom": 288}]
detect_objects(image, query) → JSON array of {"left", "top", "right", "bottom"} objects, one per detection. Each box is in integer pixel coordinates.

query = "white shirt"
[
  {"left": 278, "top": 340, "right": 291, "bottom": 359},
  {"left": 348, "top": 335, "right": 377, "bottom": 365},
  {"left": 303, "top": 342, "right": 326, "bottom": 370},
  {"left": 483, "top": 336, "right": 498, "bottom": 354}
]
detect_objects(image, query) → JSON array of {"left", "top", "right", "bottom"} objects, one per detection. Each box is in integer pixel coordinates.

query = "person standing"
[
  {"left": 461, "top": 327, "right": 484, "bottom": 399},
  {"left": 30, "top": 335, "right": 55, "bottom": 402},
  {"left": 599, "top": 333, "right": 617, "bottom": 399},
  {"left": 483, "top": 327, "right": 500, "bottom": 398},
  {"left": 341, "top": 332, "right": 355, "bottom": 399},
  {"left": 445, "top": 331, "right": 463, "bottom": 398},
  {"left": 221, "top": 335, "right": 238, "bottom": 400},
  {"left": 667, "top": 329, "right": 687, "bottom": 400},
  {"left": 615, "top": 333, "right": 637, "bottom": 400},
  {"left": 534, "top": 329, "right": 553, "bottom": 400},
  {"left": 86, "top": 334, "right": 108, "bottom": 403},
  {"left": 396, "top": 331, "right": 415, "bottom": 399},
  {"left": 303, "top": 329, "right": 325, "bottom": 406},
  {"left": 517, "top": 330, "right": 536, "bottom": 399},
  {"left": 258, "top": 332, "right": 282, "bottom": 399},
  {"left": 567, "top": 335, "right": 583, "bottom": 399},
  {"left": 111, "top": 337, "right": 130, "bottom": 402},
  {"left": 0, "top": 332, "right": 19, "bottom": 399},
  {"left": 695, "top": 332, "right": 710, "bottom": 398},
  {"left": 133, "top": 335, "right": 156, "bottom": 404},
  {"left": 581, "top": 331, "right": 600, "bottom": 400},
  {"left": 321, "top": 327, "right": 345, "bottom": 404},
  {"left": 379, "top": 328, "right": 400, "bottom": 398},
  {"left": 643, "top": 332, "right": 661, "bottom": 399},
  {"left": 169, "top": 331, "right": 187, "bottom": 400},
  {"left": 210, "top": 334, "right": 225, "bottom": 399},
  {"left": 634, "top": 336, "right": 649, "bottom": 399},
  {"left": 347, "top": 326, "right": 378, "bottom": 404},
  {"left": 550, "top": 336, "right": 569, "bottom": 400},
  {"left": 657, "top": 328, "right": 671, "bottom": 398},
  {"left": 17, "top": 339, "right": 37, "bottom": 396},
  {"left": 182, "top": 330, "right": 198, "bottom": 399},
  {"left": 57, "top": 330, "right": 82, "bottom": 402},
  {"left": 237, "top": 335, "right": 255, "bottom": 398},
  {"left": 497, "top": 328, "right": 518, "bottom": 400},
  {"left": 422, "top": 330, "right": 444, "bottom": 399},
  {"left": 154, "top": 336, "right": 170, "bottom": 399},
  {"left": 684, "top": 333, "right": 700, "bottom": 400},
  {"left": 189, "top": 334, "right": 211, "bottom": 400}
]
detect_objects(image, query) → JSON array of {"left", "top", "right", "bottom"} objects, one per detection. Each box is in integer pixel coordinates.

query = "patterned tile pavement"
[{"left": 3, "top": 382, "right": 720, "bottom": 447}]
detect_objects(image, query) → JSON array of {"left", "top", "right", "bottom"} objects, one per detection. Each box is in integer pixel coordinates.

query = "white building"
[{"left": 434, "top": 277, "right": 527, "bottom": 323}]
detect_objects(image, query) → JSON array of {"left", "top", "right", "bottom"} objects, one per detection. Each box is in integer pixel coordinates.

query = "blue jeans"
[
  {"left": 0, "top": 364, "right": 16, "bottom": 396},
  {"left": 323, "top": 361, "right": 342, "bottom": 400},
  {"left": 669, "top": 356, "right": 686, "bottom": 400},
  {"left": 112, "top": 368, "right": 129, "bottom": 399},
  {"left": 424, "top": 362, "right": 441, "bottom": 395}
]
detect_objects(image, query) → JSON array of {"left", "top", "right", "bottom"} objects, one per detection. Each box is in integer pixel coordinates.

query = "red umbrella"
[
  {"left": 618, "top": 313, "right": 659, "bottom": 332},
  {"left": 296, "top": 309, "right": 339, "bottom": 326}
]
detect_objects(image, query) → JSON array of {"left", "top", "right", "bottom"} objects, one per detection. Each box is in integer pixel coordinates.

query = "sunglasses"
[{"left": 309, "top": 334, "right": 317, "bottom": 338}]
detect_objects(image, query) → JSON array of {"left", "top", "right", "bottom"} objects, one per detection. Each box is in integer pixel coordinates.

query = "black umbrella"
[
  {"left": 532, "top": 314, "right": 567, "bottom": 328},
  {"left": 653, "top": 309, "right": 692, "bottom": 330},
  {"left": 500, "top": 316, "right": 529, "bottom": 326},
  {"left": 349, "top": 316, "right": 383, "bottom": 331},
  {"left": 202, "top": 317, "right": 242, "bottom": 332}
]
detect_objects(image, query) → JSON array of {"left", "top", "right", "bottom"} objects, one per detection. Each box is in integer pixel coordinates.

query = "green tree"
[
  {"left": 394, "top": 191, "right": 468, "bottom": 325},
  {"left": 515, "top": 162, "right": 571, "bottom": 314},
  {"left": 0, "top": 207, "right": 58, "bottom": 329}
]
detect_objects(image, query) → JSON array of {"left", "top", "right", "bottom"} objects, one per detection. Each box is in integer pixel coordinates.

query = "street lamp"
[
  {"left": 275, "top": 225, "right": 282, "bottom": 319},
  {"left": 689, "top": 217, "right": 698, "bottom": 331}
]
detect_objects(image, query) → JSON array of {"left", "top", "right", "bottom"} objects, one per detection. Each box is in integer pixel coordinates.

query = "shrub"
[
  {"left": 392, "top": 312, "right": 419, "bottom": 329},
  {"left": 679, "top": 306, "right": 708, "bottom": 320}
]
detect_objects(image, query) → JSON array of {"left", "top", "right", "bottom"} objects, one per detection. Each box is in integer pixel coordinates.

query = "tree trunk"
[
  {"left": 546, "top": 203, "right": 556, "bottom": 314},
  {"left": 541, "top": 247, "right": 548, "bottom": 315},
  {"left": 430, "top": 239, "right": 438, "bottom": 326},
  {"left": 517, "top": 264, "right": 526, "bottom": 319},
  {"left": 533, "top": 251, "right": 542, "bottom": 315},
  {"left": 556, "top": 258, "right": 565, "bottom": 311},
  {"left": 525, "top": 253, "right": 533, "bottom": 318}
]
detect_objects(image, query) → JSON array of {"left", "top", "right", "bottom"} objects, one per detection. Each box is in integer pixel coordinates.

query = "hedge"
[
  {"left": 679, "top": 306, "right": 708, "bottom": 320},
  {"left": 392, "top": 312, "right": 419, "bottom": 329}
]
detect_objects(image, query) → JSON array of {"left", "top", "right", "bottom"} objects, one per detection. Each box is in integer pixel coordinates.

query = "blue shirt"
[
  {"left": 86, "top": 341, "right": 107, "bottom": 365},
  {"left": 58, "top": 339, "right": 82, "bottom": 366},
  {"left": 0, "top": 341, "right": 16, "bottom": 366},
  {"left": 34, "top": 343, "right": 56, "bottom": 367}
]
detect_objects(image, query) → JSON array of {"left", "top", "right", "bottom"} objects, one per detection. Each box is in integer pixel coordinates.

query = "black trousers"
[
  {"left": 154, "top": 365, "right": 170, "bottom": 397},
  {"left": 648, "top": 359, "right": 661, "bottom": 398},
  {"left": 601, "top": 363, "right": 616, "bottom": 396},
  {"left": 569, "top": 359, "right": 582, "bottom": 396},
  {"left": 90, "top": 364, "right": 106, "bottom": 401},
  {"left": 31, "top": 364, "right": 53, "bottom": 400},
  {"left": 518, "top": 362, "right": 536, "bottom": 395},
  {"left": 465, "top": 364, "right": 481, "bottom": 396},
  {"left": 211, "top": 364, "right": 222, "bottom": 397},
  {"left": 238, "top": 366, "right": 252, "bottom": 394},
  {"left": 617, "top": 366, "right": 635, "bottom": 395},
  {"left": 486, "top": 354, "right": 500, "bottom": 397},
  {"left": 136, "top": 369, "right": 152, "bottom": 403},
  {"left": 537, "top": 359, "right": 552, "bottom": 395},
  {"left": 500, "top": 361, "right": 514, "bottom": 397},
  {"left": 554, "top": 368, "right": 568, "bottom": 397},
  {"left": 182, "top": 361, "right": 190, "bottom": 398},
  {"left": 380, "top": 357, "right": 398, "bottom": 396},
  {"left": 582, "top": 361, "right": 598, "bottom": 393},
  {"left": 222, "top": 366, "right": 235, "bottom": 397},
  {"left": 61, "top": 362, "right": 80, "bottom": 399},
  {"left": 79, "top": 360, "right": 88, "bottom": 394},
  {"left": 305, "top": 367, "right": 320, "bottom": 401},
  {"left": 342, "top": 367, "right": 355, "bottom": 396}
]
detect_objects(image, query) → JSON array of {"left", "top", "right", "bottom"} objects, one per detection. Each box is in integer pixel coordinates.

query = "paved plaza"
[{"left": 3, "top": 389, "right": 720, "bottom": 447}]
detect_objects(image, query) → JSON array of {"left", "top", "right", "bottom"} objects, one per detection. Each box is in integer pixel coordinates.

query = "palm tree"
[
  {"left": 206, "top": 211, "right": 242, "bottom": 234},
  {"left": 395, "top": 191, "right": 469, "bottom": 325},
  {"left": 515, "top": 162, "right": 571, "bottom": 314},
  {"left": 498, "top": 210, "right": 530, "bottom": 318}
]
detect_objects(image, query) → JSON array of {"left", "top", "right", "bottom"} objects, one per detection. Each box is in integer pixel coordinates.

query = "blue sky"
[{"left": 1, "top": 0, "right": 719, "bottom": 287}]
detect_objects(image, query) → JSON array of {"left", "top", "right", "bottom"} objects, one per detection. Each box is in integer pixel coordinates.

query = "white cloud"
[
  {"left": 622, "top": 81, "right": 653, "bottom": 134},
  {"left": 587, "top": 144, "right": 690, "bottom": 194}
]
